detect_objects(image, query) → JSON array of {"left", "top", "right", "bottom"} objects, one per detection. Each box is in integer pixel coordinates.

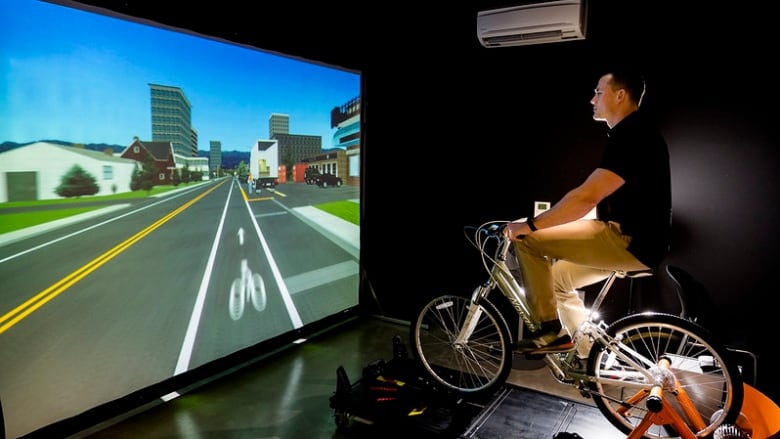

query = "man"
[{"left": 504, "top": 67, "right": 672, "bottom": 358}]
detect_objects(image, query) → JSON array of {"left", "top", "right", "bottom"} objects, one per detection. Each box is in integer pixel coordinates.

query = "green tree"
[
  {"left": 181, "top": 165, "right": 191, "bottom": 184},
  {"left": 130, "top": 166, "right": 142, "bottom": 191},
  {"left": 55, "top": 164, "right": 99, "bottom": 198},
  {"left": 172, "top": 168, "right": 182, "bottom": 186},
  {"left": 237, "top": 160, "right": 249, "bottom": 182},
  {"left": 131, "top": 155, "right": 155, "bottom": 192}
]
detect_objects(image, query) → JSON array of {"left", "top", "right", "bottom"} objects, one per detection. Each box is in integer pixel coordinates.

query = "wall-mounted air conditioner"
[{"left": 477, "top": 0, "right": 587, "bottom": 48}]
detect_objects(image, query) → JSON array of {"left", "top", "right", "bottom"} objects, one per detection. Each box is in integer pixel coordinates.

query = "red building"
[{"left": 120, "top": 139, "right": 176, "bottom": 185}]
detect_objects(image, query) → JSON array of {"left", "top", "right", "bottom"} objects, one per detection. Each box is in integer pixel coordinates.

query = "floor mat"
[{"left": 460, "top": 385, "right": 625, "bottom": 439}]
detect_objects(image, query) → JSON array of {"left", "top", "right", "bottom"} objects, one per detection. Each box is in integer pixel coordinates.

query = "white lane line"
[
  {"left": 174, "top": 183, "right": 233, "bottom": 375},
  {"left": 247, "top": 197, "right": 303, "bottom": 329}
]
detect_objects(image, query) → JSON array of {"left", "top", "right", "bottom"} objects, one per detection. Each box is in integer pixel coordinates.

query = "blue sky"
[{"left": 0, "top": 0, "right": 361, "bottom": 152}]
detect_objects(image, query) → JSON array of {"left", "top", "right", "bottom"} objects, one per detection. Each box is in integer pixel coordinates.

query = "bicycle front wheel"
[
  {"left": 410, "top": 295, "right": 512, "bottom": 396},
  {"left": 587, "top": 312, "right": 744, "bottom": 439}
]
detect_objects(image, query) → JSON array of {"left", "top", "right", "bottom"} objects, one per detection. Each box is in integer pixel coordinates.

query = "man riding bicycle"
[{"left": 503, "top": 65, "right": 672, "bottom": 359}]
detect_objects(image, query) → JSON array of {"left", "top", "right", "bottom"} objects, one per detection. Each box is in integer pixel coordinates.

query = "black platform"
[
  {"left": 461, "top": 385, "right": 625, "bottom": 439},
  {"left": 329, "top": 334, "right": 626, "bottom": 439}
]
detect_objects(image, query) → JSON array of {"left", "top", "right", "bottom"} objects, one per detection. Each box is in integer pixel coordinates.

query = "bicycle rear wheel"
[
  {"left": 587, "top": 312, "right": 744, "bottom": 439},
  {"left": 410, "top": 294, "right": 512, "bottom": 396}
]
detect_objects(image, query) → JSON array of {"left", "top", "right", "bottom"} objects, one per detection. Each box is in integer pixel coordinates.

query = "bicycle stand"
[
  {"left": 625, "top": 357, "right": 701, "bottom": 439},
  {"left": 625, "top": 384, "right": 697, "bottom": 439}
]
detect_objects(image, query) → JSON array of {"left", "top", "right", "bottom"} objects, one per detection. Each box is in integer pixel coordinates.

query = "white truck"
[{"left": 249, "top": 139, "right": 279, "bottom": 190}]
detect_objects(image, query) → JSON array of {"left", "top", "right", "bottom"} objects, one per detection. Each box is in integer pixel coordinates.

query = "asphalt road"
[{"left": 0, "top": 178, "right": 360, "bottom": 438}]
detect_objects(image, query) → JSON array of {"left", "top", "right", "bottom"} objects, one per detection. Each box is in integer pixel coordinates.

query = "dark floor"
[
  {"left": 68, "top": 315, "right": 472, "bottom": 439},
  {"left": 37, "top": 312, "right": 766, "bottom": 439},
  {"left": 43, "top": 313, "right": 777, "bottom": 439},
  {"left": 53, "top": 314, "right": 626, "bottom": 439}
]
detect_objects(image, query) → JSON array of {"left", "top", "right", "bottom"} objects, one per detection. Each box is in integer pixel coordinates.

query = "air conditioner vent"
[{"left": 477, "top": 0, "right": 587, "bottom": 48}]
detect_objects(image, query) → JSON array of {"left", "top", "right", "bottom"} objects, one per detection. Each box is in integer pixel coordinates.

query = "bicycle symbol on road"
[
  {"left": 229, "top": 259, "right": 267, "bottom": 321},
  {"left": 229, "top": 227, "right": 267, "bottom": 321}
]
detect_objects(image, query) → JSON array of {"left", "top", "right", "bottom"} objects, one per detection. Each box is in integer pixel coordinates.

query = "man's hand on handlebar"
[{"left": 503, "top": 220, "right": 532, "bottom": 240}]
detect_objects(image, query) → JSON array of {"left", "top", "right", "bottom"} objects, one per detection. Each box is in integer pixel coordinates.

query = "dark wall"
[
  {"left": 74, "top": 0, "right": 779, "bottom": 402},
  {"left": 366, "top": 3, "right": 778, "bottom": 323},
  {"left": 363, "top": 1, "right": 779, "bottom": 402}
]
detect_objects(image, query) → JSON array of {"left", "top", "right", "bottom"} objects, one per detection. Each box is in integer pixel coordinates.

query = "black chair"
[
  {"left": 665, "top": 264, "right": 758, "bottom": 386},
  {"left": 665, "top": 264, "right": 711, "bottom": 323}
]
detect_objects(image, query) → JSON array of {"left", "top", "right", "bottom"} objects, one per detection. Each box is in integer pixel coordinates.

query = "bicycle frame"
[
  {"left": 414, "top": 221, "right": 745, "bottom": 438},
  {"left": 459, "top": 222, "right": 657, "bottom": 386}
]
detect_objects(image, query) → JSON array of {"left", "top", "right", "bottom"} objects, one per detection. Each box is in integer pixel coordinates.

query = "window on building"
[{"left": 103, "top": 165, "right": 113, "bottom": 180}]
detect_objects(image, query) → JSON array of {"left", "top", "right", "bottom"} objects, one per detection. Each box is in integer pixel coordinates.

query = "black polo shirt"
[{"left": 597, "top": 110, "right": 672, "bottom": 268}]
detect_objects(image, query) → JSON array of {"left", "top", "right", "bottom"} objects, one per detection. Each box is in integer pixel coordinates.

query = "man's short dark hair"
[{"left": 607, "top": 66, "right": 646, "bottom": 106}]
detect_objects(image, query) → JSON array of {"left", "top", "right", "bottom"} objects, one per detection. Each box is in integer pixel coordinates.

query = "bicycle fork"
[{"left": 453, "top": 282, "right": 494, "bottom": 347}]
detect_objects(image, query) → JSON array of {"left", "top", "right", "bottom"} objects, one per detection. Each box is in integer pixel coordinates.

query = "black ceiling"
[{"left": 68, "top": 1, "right": 405, "bottom": 70}]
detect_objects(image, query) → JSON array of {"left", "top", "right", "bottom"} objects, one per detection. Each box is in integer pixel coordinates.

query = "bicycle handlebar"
[
  {"left": 464, "top": 221, "right": 507, "bottom": 240},
  {"left": 463, "top": 221, "right": 515, "bottom": 277}
]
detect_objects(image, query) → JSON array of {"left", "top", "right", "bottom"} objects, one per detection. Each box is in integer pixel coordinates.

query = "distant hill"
[{"left": 198, "top": 149, "right": 249, "bottom": 170}]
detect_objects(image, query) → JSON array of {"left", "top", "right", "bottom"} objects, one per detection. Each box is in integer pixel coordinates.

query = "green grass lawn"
[
  {"left": 0, "top": 185, "right": 176, "bottom": 209},
  {"left": 0, "top": 207, "right": 102, "bottom": 234},
  {"left": 315, "top": 200, "right": 360, "bottom": 226}
]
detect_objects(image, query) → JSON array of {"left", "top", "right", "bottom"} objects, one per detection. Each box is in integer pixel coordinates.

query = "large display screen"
[{"left": 0, "top": 1, "right": 362, "bottom": 436}]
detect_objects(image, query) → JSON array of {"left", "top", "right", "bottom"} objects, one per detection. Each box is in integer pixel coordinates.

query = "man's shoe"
[
  {"left": 515, "top": 320, "right": 573, "bottom": 353},
  {"left": 527, "top": 334, "right": 575, "bottom": 354}
]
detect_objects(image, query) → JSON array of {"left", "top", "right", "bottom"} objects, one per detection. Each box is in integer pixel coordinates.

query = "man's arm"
[{"left": 505, "top": 168, "right": 624, "bottom": 236}]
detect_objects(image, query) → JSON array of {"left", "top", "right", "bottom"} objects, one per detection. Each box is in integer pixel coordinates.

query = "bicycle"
[
  {"left": 229, "top": 258, "right": 267, "bottom": 321},
  {"left": 409, "top": 221, "right": 744, "bottom": 439}
]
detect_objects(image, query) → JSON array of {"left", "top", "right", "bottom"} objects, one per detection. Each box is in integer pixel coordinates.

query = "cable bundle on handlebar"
[{"left": 464, "top": 221, "right": 514, "bottom": 280}]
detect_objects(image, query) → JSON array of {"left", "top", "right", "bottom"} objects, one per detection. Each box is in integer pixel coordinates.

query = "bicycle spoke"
[
  {"left": 589, "top": 313, "right": 742, "bottom": 438},
  {"left": 412, "top": 295, "right": 511, "bottom": 395}
]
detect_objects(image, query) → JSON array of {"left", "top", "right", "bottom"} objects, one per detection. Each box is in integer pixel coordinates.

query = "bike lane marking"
[{"left": 174, "top": 180, "right": 303, "bottom": 375}]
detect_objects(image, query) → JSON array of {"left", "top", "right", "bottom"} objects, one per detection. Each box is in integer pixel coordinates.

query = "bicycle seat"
[{"left": 615, "top": 268, "right": 653, "bottom": 279}]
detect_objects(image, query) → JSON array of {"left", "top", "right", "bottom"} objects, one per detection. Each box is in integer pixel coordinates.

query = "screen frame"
[{"left": 1, "top": 1, "right": 365, "bottom": 436}]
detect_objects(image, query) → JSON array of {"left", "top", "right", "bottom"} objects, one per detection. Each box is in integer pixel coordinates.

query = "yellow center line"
[
  {"left": 0, "top": 182, "right": 225, "bottom": 335},
  {"left": 241, "top": 186, "right": 286, "bottom": 201}
]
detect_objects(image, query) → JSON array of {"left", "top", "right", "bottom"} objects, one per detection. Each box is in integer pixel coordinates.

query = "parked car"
[
  {"left": 304, "top": 167, "right": 320, "bottom": 185},
  {"left": 316, "top": 173, "right": 343, "bottom": 188}
]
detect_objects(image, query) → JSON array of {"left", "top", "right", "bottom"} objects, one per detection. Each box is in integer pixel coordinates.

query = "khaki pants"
[{"left": 512, "top": 219, "right": 650, "bottom": 347}]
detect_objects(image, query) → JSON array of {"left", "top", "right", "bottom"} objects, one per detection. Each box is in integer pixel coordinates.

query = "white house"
[
  {"left": 173, "top": 153, "right": 210, "bottom": 180},
  {"left": 0, "top": 142, "right": 140, "bottom": 202}
]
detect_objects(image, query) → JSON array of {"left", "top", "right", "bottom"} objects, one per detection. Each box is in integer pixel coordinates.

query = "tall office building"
[
  {"left": 209, "top": 140, "right": 222, "bottom": 173},
  {"left": 269, "top": 113, "right": 289, "bottom": 138},
  {"left": 149, "top": 83, "right": 196, "bottom": 157},
  {"left": 268, "top": 112, "right": 321, "bottom": 166}
]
